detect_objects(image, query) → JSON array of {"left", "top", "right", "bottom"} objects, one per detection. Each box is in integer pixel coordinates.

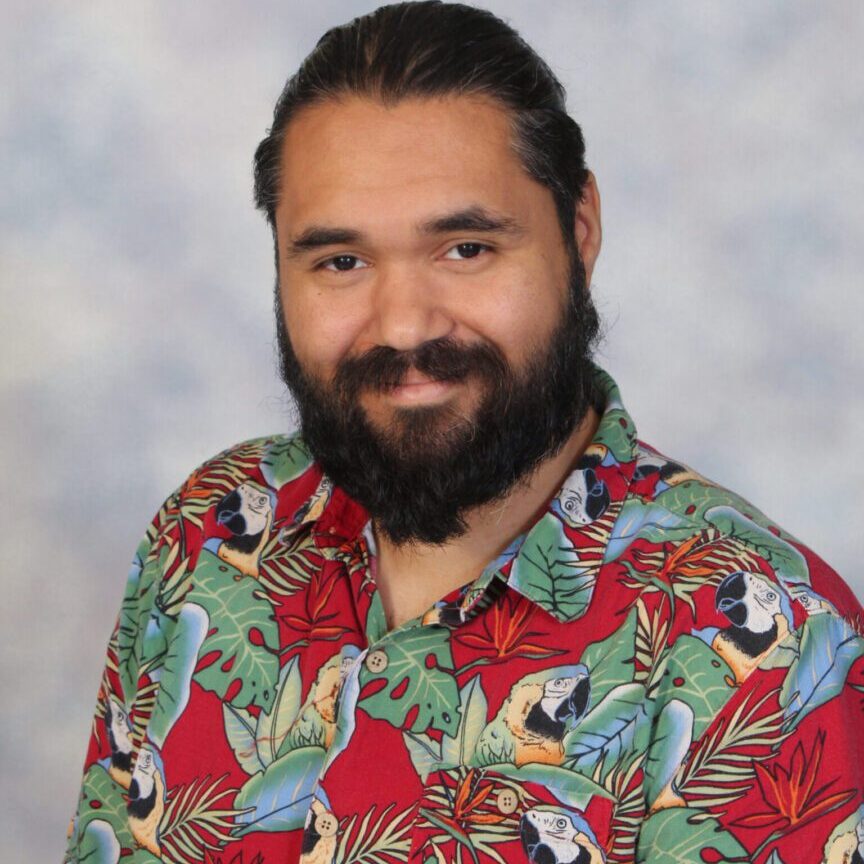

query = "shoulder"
[
  {"left": 178, "top": 433, "right": 318, "bottom": 497},
  {"left": 623, "top": 439, "right": 862, "bottom": 627},
  {"left": 180, "top": 432, "right": 319, "bottom": 504},
  {"left": 139, "top": 433, "right": 326, "bottom": 562}
]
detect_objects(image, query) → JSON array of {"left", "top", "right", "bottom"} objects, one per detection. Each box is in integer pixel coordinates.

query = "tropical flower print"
[{"left": 65, "top": 369, "right": 864, "bottom": 864}]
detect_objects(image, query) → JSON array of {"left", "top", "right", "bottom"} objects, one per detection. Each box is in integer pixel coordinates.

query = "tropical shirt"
[{"left": 66, "top": 368, "right": 864, "bottom": 864}]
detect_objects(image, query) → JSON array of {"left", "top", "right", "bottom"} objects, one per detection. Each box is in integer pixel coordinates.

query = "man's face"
[{"left": 274, "top": 95, "right": 601, "bottom": 543}]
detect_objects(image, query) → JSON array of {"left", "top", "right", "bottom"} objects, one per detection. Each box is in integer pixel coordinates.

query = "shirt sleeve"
[
  {"left": 635, "top": 599, "right": 864, "bottom": 864},
  {"left": 63, "top": 491, "right": 181, "bottom": 864}
]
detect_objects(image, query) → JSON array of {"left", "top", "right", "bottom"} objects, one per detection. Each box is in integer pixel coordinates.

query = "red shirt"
[{"left": 66, "top": 368, "right": 864, "bottom": 864}]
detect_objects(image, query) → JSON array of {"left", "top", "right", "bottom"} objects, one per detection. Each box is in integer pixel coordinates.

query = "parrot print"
[{"left": 65, "top": 369, "right": 864, "bottom": 864}]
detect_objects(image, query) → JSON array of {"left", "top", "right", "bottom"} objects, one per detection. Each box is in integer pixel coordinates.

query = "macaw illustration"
[
  {"left": 581, "top": 441, "right": 615, "bottom": 466},
  {"left": 823, "top": 810, "right": 864, "bottom": 864},
  {"left": 299, "top": 797, "right": 339, "bottom": 864},
  {"left": 287, "top": 652, "right": 357, "bottom": 752},
  {"left": 695, "top": 570, "right": 793, "bottom": 685},
  {"left": 211, "top": 481, "right": 274, "bottom": 577},
  {"left": 422, "top": 535, "right": 522, "bottom": 629},
  {"left": 551, "top": 463, "right": 610, "bottom": 528},
  {"left": 104, "top": 695, "right": 134, "bottom": 788},
  {"left": 520, "top": 806, "right": 606, "bottom": 864},
  {"left": 294, "top": 476, "right": 334, "bottom": 525},
  {"left": 320, "top": 648, "right": 364, "bottom": 776},
  {"left": 789, "top": 583, "right": 839, "bottom": 617},
  {"left": 632, "top": 446, "right": 707, "bottom": 492},
  {"left": 476, "top": 665, "right": 591, "bottom": 767},
  {"left": 127, "top": 744, "right": 166, "bottom": 857},
  {"left": 422, "top": 594, "right": 469, "bottom": 628}
]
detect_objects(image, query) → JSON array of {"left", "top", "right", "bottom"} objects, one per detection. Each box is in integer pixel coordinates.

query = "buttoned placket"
[{"left": 316, "top": 527, "right": 516, "bottom": 769}]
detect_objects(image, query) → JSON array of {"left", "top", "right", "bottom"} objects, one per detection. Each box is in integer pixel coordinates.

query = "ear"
[{"left": 574, "top": 171, "right": 602, "bottom": 285}]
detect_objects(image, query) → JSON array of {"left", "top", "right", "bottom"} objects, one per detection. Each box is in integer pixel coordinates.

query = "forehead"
[{"left": 275, "top": 94, "right": 544, "bottom": 229}]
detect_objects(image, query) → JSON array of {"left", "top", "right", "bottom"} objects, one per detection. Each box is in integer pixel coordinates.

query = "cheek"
[
  {"left": 462, "top": 292, "right": 560, "bottom": 367},
  {"left": 282, "top": 286, "right": 365, "bottom": 376}
]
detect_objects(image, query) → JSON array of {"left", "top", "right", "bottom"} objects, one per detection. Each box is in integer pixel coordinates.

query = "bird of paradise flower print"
[{"left": 65, "top": 369, "right": 864, "bottom": 864}]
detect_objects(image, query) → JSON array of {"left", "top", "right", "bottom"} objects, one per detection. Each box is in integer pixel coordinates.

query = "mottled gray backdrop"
[{"left": 2, "top": 2, "right": 862, "bottom": 861}]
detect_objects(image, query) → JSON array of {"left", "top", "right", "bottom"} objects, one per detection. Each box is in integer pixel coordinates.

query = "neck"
[{"left": 373, "top": 406, "right": 600, "bottom": 629}]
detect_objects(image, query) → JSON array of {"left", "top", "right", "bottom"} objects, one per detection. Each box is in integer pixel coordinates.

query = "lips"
[{"left": 382, "top": 372, "right": 459, "bottom": 405}]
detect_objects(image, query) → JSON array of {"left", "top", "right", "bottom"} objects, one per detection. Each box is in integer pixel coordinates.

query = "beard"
[{"left": 275, "top": 249, "right": 600, "bottom": 545}]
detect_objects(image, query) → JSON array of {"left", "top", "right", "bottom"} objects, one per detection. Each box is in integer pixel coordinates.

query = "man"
[{"left": 66, "top": 3, "right": 864, "bottom": 863}]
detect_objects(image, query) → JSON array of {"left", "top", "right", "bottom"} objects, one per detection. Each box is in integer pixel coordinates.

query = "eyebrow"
[{"left": 285, "top": 206, "right": 524, "bottom": 258}]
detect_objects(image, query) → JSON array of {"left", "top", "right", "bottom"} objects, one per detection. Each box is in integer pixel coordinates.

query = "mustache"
[{"left": 332, "top": 337, "right": 509, "bottom": 396}]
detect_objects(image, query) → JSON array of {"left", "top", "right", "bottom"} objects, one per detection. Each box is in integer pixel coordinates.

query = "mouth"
[{"left": 379, "top": 371, "right": 461, "bottom": 406}]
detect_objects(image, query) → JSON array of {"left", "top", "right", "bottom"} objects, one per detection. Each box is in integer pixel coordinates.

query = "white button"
[
  {"left": 496, "top": 788, "right": 519, "bottom": 815},
  {"left": 314, "top": 811, "right": 338, "bottom": 837},
  {"left": 365, "top": 649, "right": 389, "bottom": 673}
]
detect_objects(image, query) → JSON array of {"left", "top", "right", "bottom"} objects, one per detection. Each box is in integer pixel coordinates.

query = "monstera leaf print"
[
  {"left": 233, "top": 745, "right": 326, "bottom": 835},
  {"left": 189, "top": 550, "right": 280, "bottom": 711},
  {"left": 653, "top": 482, "right": 755, "bottom": 526},
  {"left": 591, "top": 400, "right": 636, "bottom": 463},
  {"left": 579, "top": 606, "right": 639, "bottom": 703},
  {"left": 509, "top": 513, "right": 596, "bottom": 622},
  {"left": 635, "top": 807, "right": 749, "bottom": 863},
  {"left": 658, "top": 635, "right": 736, "bottom": 739},
  {"left": 705, "top": 505, "right": 810, "bottom": 587},
  {"left": 359, "top": 628, "right": 459, "bottom": 736},
  {"left": 260, "top": 437, "right": 314, "bottom": 489}
]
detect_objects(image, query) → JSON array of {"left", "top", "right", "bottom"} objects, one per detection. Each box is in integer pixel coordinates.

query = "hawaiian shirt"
[{"left": 66, "top": 368, "right": 864, "bottom": 864}]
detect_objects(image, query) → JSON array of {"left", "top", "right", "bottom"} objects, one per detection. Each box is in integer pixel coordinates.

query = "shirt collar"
[
  {"left": 302, "top": 366, "right": 639, "bottom": 624},
  {"left": 501, "top": 366, "right": 638, "bottom": 622}
]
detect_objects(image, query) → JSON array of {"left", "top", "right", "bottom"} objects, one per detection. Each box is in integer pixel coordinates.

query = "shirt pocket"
[{"left": 408, "top": 763, "right": 616, "bottom": 864}]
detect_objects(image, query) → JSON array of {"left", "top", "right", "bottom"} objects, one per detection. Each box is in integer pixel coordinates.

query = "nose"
[{"left": 366, "top": 262, "right": 455, "bottom": 351}]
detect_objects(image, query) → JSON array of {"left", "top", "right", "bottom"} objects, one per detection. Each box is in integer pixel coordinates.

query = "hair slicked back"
[{"left": 253, "top": 1, "right": 589, "bottom": 242}]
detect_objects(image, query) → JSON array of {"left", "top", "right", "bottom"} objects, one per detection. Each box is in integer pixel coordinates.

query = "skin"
[{"left": 276, "top": 95, "right": 603, "bottom": 629}]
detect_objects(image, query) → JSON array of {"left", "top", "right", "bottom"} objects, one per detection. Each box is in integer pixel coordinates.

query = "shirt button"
[
  {"left": 496, "top": 788, "right": 519, "bottom": 815},
  {"left": 314, "top": 812, "right": 338, "bottom": 837},
  {"left": 365, "top": 649, "right": 389, "bottom": 673}
]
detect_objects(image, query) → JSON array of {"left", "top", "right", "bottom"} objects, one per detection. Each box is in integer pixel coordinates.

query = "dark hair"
[{"left": 253, "top": 1, "right": 589, "bottom": 242}]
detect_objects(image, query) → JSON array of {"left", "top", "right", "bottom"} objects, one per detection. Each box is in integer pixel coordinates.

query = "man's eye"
[
  {"left": 443, "top": 242, "right": 489, "bottom": 260},
  {"left": 322, "top": 255, "right": 367, "bottom": 272}
]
